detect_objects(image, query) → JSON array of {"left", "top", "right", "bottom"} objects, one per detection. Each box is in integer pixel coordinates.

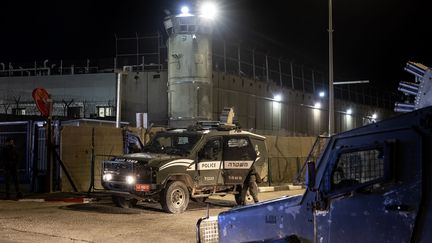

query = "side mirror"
[{"left": 305, "top": 161, "right": 316, "bottom": 191}]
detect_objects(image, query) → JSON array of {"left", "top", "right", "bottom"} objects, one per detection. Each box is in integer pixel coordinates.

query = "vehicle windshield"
[{"left": 142, "top": 133, "right": 202, "bottom": 155}]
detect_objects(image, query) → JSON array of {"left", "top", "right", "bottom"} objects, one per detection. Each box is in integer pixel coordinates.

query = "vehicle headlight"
[
  {"left": 103, "top": 173, "right": 113, "bottom": 182},
  {"left": 126, "top": 175, "right": 136, "bottom": 184},
  {"left": 197, "top": 216, "right": 219, "bottom": 243}
]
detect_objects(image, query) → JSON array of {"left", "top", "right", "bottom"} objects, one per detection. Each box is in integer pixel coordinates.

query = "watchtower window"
[{"left": 180, "top": 25, "right": 188, "bottom": 32}]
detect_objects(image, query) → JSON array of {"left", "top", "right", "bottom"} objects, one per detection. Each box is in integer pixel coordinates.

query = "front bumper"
[
  {"left": 102, "top": 159, "right": 159, "bottom": 196},
  {"left": 102, "top": 180, "right": 161, "bottom": 196}
]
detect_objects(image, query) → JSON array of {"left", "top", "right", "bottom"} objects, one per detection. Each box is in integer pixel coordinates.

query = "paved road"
[{"left": 0, "top": 189, "right": 305, "bottom": 243}]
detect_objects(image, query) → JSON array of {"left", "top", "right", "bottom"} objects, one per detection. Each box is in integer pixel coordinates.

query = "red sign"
[
  {"left": 32, "top": 88, "right": 51, "bottom": 117},
  {"left": 135, "top": 184, "right": 150, "bottom": 192}
]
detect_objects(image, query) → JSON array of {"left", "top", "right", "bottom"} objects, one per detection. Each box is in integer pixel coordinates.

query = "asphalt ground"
[{"left": 0, "top": 189, "right": 305, "bottom": 243}]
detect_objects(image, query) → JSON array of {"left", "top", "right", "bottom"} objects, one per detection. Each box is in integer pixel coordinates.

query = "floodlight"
[
  {"left": 200, "top": 2, "right": 218, "bottom": 19},
  {"left": 181, "top": 6, "right": 189, "bottom": 15},
  {"left": 372, "top": 113, "right": 377, "bottom": 119},
  {"left": 314, "top": 102, "right": 321, "bottom": 109},
  {"left": 346, "top": 108, "right": 352, "bottom": 115},
  {"left": 273, "top": 94, "right": 282, "bottom": 102},
  {"left": 319, "top": 91, "right": 325, "bottom": 97}
]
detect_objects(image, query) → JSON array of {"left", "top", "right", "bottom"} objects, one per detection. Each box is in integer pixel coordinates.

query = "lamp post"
[{"left": 328, "top": 0, "right": 334, "bottom": 135}]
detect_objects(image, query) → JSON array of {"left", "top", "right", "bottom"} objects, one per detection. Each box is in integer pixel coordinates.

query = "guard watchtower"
[{"left": 164, "top": 3, "right": 217, "bottom": 128}]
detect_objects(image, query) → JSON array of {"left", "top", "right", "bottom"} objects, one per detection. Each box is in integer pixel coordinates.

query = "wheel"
[
  {"left": 160, "top": 181, "right": 190, "bottom": 214},
  {"left": 112, "top": 196, "right": 138, "bottom": 208}
]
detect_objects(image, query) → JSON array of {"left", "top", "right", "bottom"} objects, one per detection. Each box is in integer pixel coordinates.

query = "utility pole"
[{"left": 328, "top": 0, "right": 335, "bottom": 135}]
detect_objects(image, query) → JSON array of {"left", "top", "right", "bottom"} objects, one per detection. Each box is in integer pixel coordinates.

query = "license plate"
[{"left": 135, "top": 184, "right": 150, "bottom": 192}]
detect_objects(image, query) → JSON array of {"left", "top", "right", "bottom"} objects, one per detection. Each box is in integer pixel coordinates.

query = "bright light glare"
[
  {"left": 273, "top": 94, "right": 282, "bottom": 102},
  {"left": 126, "top": 175, "right": 136, "bottom": 185},
  {"left": 200, "top": 2, "right": 218, "bottom": 19},
  {"left": 103, "top": 173, "right": 113, "bottom": 181},
  {"left": 180, "top": 6, "right": 189, "bottom": 15},
  {"left": 372, "top": 113, "right": 377, "bottom": 119},
  {"left": 319, "top": 91, "right": 325, "bottom": 97},
  {"left": 314, "top": 102, "right": 321, "bottom": 109},
  {"left": 346, "top": 108, "right": 352, "bottom": 115}
]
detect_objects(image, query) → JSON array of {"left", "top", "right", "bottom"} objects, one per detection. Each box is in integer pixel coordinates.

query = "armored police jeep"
[
  {"left": 101, "top": 124, "right": 267, "bottom": 213},
  {"left": 196, "top": 60, "right": 432, "bottom": 242}
]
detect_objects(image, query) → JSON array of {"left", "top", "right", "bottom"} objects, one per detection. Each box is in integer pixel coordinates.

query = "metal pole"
[
  {"left": 290, "top": 61, "right": 295, "bottom": 89},
  {"left": 301, "top": 65, "right": 305, "bottom": 93},
  {"left": 116, "top": 72, "right": 122, "bottom": 128},
  {"left": 278, "top": 58, "right": 282, "bottom": 86},
  {"left": 46, "top": 96, "right": 53, "bottom": 193},
  {"left": 328, "top": 0, "right": 335, "bottom": 135},
  {"left": 252, "top": 49, "right": 256, "bottom": 79},
  {"left": 265, "top": 54, "right": 269, "bottom": 82},
  {"left": 312, "top": 70, "right": 316, "bottom": 93},
  {"left": 238, "top": 43, "right": 241, "bottom": 76},
  {"left": 158, "top": 32, "right": 161, "bottom": 71},
  {"left": 333, "top": 80, "right": 369, "bottom": 85},
  {"left": 136, "top": 32, "right": 139, "bottom": 67},
  {"left": 223, "top": 40, "right": 227, "bottom": 73}
]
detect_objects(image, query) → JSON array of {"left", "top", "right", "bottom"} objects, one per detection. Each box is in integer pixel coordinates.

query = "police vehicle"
[{"left": 102, "top": 122, "right": 267, "bottom": 214}]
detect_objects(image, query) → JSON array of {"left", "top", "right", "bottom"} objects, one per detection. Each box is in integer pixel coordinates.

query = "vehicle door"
[
  {"left": 222, "top": 136, "right": 257, "bottom": 185},
  {"left": 315, "top": 128, "right": 422, "bottom": 243},
  {"left": 195, "top": 137, "right": 224, "bottom": 186}
]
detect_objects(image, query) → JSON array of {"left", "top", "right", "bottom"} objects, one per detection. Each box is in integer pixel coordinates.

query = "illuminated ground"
[{"left": 0, "top": 189, "right": 304, "bottom": 243}]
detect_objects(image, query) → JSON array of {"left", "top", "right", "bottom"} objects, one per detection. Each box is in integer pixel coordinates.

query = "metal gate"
[
  {"left": 0, "top": 121, "right": 32, "bottom": 192},
  {"left": 0, "top": 120, "right": 61, "bottom": 193}
]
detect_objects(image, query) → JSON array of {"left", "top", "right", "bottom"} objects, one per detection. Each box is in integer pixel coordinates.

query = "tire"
[
  {"left": 286, "top": 235, "right": 301, "bottom": 243},
  {"left": 112, "top": 196, "right": 138, "bottom": 208},
  {"left": 160, "top": 181, "right": 190, "bottom": 214}
]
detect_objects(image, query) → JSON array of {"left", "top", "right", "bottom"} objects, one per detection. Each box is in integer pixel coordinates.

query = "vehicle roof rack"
[{"left": 187, "top": 107, "right": 241, "bottom": 132}]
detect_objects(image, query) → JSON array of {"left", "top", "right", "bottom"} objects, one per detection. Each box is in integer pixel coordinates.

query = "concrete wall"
[
  {"left": 212, "top": 71, "right": 393, "bottom": 136},
  {"left": 0, "top": 73, "right": 116, "bottom": 117},
  {"left": 121, "top": 71, "right": 168, "bottom": 126},
  {"left": 264, "top": 136, "right": 316, "bottom": 184},
  {"left": 0, "top": 70, "right": 394, "bottom": 136}
]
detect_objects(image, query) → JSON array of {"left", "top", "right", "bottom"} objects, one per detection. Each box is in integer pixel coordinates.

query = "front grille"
[
  {"left": 199, "top": 216, "right": 219, "bottom": 243},
  {"left": 103, "top": 160, "right": 154, "bottom": 184},
  {"left": 103, "top": 160, "right": 133, "bottom": 177}
]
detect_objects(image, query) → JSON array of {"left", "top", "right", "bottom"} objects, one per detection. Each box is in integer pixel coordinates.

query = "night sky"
[{"left": 1, "top": 0, "right": 430, "bottom": 91}]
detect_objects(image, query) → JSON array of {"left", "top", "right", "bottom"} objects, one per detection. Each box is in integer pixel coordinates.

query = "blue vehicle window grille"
[{"left": 331, "top": 149, "right": 384, "bottom": 190}]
